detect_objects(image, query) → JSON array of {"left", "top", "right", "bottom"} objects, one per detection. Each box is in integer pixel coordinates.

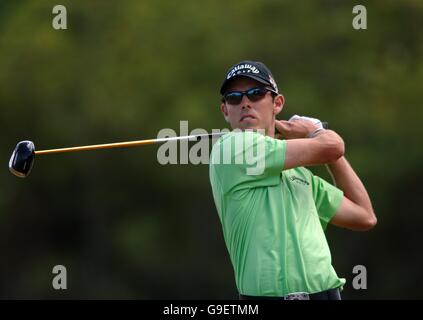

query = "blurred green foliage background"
[{"left": 0, "top": 0, "right": 422, "bottom": 299}]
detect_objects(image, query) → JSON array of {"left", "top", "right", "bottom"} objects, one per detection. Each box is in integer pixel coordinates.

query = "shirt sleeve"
[
  {"left": 210, "top": 131, "right": 286, "bottom": 194},
  {"left": 311, "top": 174, "right": 344, "bottom": 230}
]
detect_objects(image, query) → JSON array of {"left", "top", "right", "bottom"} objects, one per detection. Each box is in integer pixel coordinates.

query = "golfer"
[{"left": 209, "top": 60, "right": 376, "bottom": 300}]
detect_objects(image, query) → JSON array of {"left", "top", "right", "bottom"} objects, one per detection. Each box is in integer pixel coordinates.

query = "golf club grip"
[{"left": 322, "top": 122, "right": 329, "bottom": 129}]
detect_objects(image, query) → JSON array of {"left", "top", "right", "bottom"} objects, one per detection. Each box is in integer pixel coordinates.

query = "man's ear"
[
  {"left": 220, "top": 102, "right": 230, "bottom": 123},
  {"left": 273, "top": 94, "right": 285, "bottom": 116}
]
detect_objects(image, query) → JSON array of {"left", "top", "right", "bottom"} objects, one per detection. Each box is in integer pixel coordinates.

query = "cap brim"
[{"left": 220, "top": 74, "right": 272, "bottom": 95}]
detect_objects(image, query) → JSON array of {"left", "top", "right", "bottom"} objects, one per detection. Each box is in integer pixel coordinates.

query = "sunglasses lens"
[
  {"left": 224, "top": 88, "right": 269, "bottom": 104},
  {"left": 225, "top": 92, "right": 243, "bottom": 104},
  {"left": 247, "top": 88, "right": 267, "bottom": 101}
]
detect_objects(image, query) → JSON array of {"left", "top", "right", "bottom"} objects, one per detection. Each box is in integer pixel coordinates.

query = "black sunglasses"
[{"left": 222, "top": 87, "right": 277, "bottom": 105}]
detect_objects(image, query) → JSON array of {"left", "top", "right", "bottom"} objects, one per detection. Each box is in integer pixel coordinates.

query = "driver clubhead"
[{"left": 9, "top": 140, "right": 35, "bottom": 178}]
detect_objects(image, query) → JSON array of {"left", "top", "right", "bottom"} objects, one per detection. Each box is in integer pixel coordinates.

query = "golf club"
[
  {"left": 9, "top": 122, "right": 328, "bottom": 178},
  {"left": 8, "top": 133, "right": 223, "bottom": 178}
]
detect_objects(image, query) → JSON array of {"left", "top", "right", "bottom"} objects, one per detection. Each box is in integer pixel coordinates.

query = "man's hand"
[{"left": 275, "top": 115, "right": 322, "bottom": 140}]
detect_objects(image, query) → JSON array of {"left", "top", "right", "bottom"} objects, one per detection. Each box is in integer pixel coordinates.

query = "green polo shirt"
[{"left": 209, "top": 131, "right": 345, "bottom": 296}]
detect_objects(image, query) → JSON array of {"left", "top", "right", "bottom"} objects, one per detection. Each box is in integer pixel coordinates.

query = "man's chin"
[
  {"left": 230, "top": 121, "right": 265, "bottom": 132},
  {"left": 237, "top": 121, "right": 259, "bottom": 129}
]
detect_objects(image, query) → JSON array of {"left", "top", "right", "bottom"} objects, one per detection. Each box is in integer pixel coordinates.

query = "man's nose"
[{"left": 240, "top": 95, "right": 251, "bottom": 109}]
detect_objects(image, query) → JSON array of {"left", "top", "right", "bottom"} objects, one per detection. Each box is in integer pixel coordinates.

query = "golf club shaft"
[{"left": 34, "top": 133, "right": 223, "bottom": 155}]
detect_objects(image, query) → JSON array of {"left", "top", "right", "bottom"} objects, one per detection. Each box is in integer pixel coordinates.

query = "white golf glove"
[{"left": 289, "top": 115, "right": 325, "bottom": 138}]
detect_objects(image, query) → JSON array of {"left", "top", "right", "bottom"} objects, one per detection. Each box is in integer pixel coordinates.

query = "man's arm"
[
  {"left": 275, "top": 119, "right": 344, "bottom": 170},
  {"left": 275, "top": 118, "right": 376, "bottom": 231},
  {"left": 327, "top": 157, "right": 377, "bottom": 231}
]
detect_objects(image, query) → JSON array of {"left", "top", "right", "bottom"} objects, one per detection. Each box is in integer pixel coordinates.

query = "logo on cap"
[
  {"left": 268, "top": 75, "right": 278, "bottom": 92},
  {"left": 226, "top": 63, "right": 260, "bottom": 80}
]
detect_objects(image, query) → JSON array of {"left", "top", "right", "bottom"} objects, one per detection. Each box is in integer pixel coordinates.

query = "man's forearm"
[{"left": 326, "top": 157, "right": 374, "bottom": 214}]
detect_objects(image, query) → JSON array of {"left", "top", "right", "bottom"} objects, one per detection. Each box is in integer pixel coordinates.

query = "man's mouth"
[{"left": 240, "top": 115, "right": 256, "bottom": 122}]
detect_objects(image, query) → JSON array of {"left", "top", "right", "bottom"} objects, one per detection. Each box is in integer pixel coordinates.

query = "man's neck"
[
  {"left": 266, "top": 126, "right": 275, "bottom": 138},
  {"left": 265, "top": 118, "right": 276, "bottom": 138}
]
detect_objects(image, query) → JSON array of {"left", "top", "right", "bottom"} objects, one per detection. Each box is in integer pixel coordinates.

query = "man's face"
[{"left": 220, "top": 77, "right": 284, "bottom": 136}]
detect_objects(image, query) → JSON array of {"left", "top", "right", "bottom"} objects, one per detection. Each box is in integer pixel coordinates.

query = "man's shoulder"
[
  {"left": 210, "top": 131, "right": 264, "bottom": 160},
  {"left": 211, "top": 130, "right": 283, "bottom": 151},
  {"left": 212, "top": 130, "right": 263, "bottom": 143}
]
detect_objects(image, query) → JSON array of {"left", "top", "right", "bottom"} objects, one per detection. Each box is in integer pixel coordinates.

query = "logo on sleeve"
[{"left": 289, "top": 176, "right": 309, "bottom": 186}]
